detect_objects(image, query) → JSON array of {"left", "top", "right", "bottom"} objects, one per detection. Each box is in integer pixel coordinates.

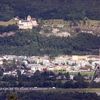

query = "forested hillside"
[
  {"left": 0, "top": 91, "right": 100, "bottom": 100},
  {"left": 0, "top": 0, "right": 100, "bottom": 56},
  {"left": 0, "top": 0, "right": 100, "bottom": 20},
  {"left": 0, "top": 29, "right": 100, "bottom": 56}
]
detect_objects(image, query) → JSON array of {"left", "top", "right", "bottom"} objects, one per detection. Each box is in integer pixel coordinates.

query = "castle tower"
[{"left": 27, "top": 15, "right": 32, "bottom": 21}]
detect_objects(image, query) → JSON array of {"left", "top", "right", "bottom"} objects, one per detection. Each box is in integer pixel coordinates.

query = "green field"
[
  {"left": 0, "top": 19, "right": 17, "bottom": 26},
  {"left": 39, "top": 88, "right": 100, "bottom": 94},
  {"left": 69, "top": 71, "right": 94, "bottom": 76},
  {"left": 54, "top": 70, "right": 94, "bottom": 76}
]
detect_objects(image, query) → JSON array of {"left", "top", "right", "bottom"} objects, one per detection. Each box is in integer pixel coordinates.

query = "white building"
[{"left": 18, "top": 15, "right": 38, "bottom": 29}]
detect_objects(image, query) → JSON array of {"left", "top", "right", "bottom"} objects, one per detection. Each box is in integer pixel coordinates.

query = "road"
[
  {"left": 0, "top": 87, "right": 100, "bottom": 95},
  {"left": 0, "top": 87, "right": 50, "bottom": 91}
]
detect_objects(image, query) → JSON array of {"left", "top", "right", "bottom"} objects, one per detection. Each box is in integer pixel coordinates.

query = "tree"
[
  {"left": 7, "top": 93, "right": 18, "bottom": 100},
  {"left": 73, "top": 72, "right": 84, "bottom": 82},
  {"left": 65, "top": 72, "right": 70, "bottom": 80}
]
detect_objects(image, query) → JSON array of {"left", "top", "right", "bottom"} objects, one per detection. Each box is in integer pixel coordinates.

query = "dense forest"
[
  {"left": 0, "top": 28, "right": 100, "bottom": 56},
  {"left": 0, "top": 0, "right": 100, "bottom": 20},
  {"left": 0, "top": 91, "right": 99, "bottom": 100}
]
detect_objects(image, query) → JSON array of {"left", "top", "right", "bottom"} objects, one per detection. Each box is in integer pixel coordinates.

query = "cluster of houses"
[
  {"left": 15, "top": 15, "right": 71, "bottom": 37},
  {"left": 0, "top": 55, "right": 100, "bottom": 78},
  {"left": 13, "top": 15, "right": 100, "bottom": 37}
]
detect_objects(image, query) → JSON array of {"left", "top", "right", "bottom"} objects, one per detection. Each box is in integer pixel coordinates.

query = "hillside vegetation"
[
  {"left": 0, "top": 0, "right": 100, "bottom": 56},
  {"left": 1, "top": 91, "right": 100, "bottom": 100},
  {"left": 0, "top": 0, "right": 100, "bottom": 20},
  {"left": 0, "top": 29, "right": 100, "bottom": 56}
]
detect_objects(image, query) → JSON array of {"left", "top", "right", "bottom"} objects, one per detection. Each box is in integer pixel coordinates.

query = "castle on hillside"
[{"left": 18, "top": 15, "right": 38, "bottom": 29}]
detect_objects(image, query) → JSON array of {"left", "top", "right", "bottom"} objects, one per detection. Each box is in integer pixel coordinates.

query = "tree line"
[{"left": 0, "top": 0, "right": 100, "bottom": 20}]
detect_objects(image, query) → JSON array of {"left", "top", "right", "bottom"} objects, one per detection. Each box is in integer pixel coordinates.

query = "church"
[{"left": 18, "top": 15, "right": 38, "bottom": 29}]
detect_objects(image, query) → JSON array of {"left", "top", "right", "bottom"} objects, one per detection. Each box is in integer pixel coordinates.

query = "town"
[
  {"left": 0, "top": 16, "right": 100, "bottom": 87},
  {"left": 0, "top": 55, "right": 100, "bottom": 81},
  {"left": 0, "top": 16, "right": 100, "bottom": 83}
]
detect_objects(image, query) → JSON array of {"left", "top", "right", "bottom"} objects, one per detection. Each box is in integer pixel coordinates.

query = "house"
[{"left": 18, "top": 15, "right": 38, "bottom": 29}]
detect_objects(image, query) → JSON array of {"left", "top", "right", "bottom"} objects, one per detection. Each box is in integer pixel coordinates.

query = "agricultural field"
[{"left": 0, "top": 19, "right": 17, "bottom": 26}]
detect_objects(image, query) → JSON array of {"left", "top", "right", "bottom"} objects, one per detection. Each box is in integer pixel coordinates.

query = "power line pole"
[{"left": 89, "top": 48, "right": 100, "bottom": 87}]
